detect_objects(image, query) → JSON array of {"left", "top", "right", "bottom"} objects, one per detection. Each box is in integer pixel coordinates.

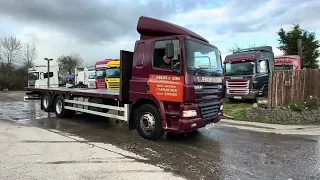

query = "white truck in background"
[
  {"left": 27, "top": 65, "right": 60, "bottom": 88},
  {"left": 87, "top": 68, "right": 96, "bottom": 88},
  {"left": 74, "top": 67, "right": 89, "bottom": 88}
]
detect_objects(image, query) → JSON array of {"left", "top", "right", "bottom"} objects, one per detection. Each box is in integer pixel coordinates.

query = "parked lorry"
[
  {"left": 24, "top": 16, "right": 224, "bottom": 140},
  {"left": 95, "top": 59, "right": 112, "bottom": 89},
  {"left": 74, "top": 67, "right": 88, "bottom": 88},
  {"left": 105, "top": 59, "right": 120, "bottom": 90},
  {"left": 87, "top": 68, "right": 96, "bottom": 89},
  {"left": 28, "top": 65, "right": 60, "bottom": 88},
  {"left": 223, "top": 46, "right": 274, "bottom": 101},
  {"left": 274, "top": 55, "right": 301, "bottom": 71}
]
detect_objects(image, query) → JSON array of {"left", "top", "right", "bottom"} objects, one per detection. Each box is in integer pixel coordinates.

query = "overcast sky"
[{"left": 0, "top": 0, "right": 319, "bottom": 66}]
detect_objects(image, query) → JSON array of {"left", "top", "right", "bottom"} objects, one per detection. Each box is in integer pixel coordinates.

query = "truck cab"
[
  {"left": 105, "top": 59, "right": 120, "bottom": 90},
  {"left": 127, "top": 16, "right": 224, "bottom": 137},
  {"left": 223, "top": 46, "right": 274, "bottom": 101},
  {"left": 274, "top": 55, "right": 301, "bottom": 71},
  {"left": 87, "top": 69, "right": 96, "bottom": 89},
  {"left": 74, "top": 67, "right": 88, "bottom": 87},
  {"left": 95, "top": 59, "right": 111, "bottom": 89},
  {"left": 28, "top": 65, "right": 59, "bottom": 88}
]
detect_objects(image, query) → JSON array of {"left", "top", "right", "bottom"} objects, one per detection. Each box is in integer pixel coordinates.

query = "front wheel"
[{"left": 135, "top": 104, "right": 164, "bottom": 141}]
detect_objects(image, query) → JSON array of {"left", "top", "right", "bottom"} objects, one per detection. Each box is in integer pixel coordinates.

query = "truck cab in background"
[
  {"left": 27, "top": 65, "right": 59, "bottom": 88},
  {"left": 74, "top": 67, "right": 88, "bottom": 88},
  {"left": 105, "top": 59, "right": 120, "bottom": 90},
  {"left": 274, "top": 55, "right": 301, "bottom": 71},
  {"left": 223, "top": 46, "right": 274, "bottom": 102},
  {"left": 95, "top": 59, "right": 112, "bottom": 89},
  {"left": 87, "top": 69, "right": 96, "bottom": 88}
]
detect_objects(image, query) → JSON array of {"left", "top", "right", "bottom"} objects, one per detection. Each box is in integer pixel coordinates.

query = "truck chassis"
[{"left": 25, "top": 87, "right": 167, "bottom": 140}]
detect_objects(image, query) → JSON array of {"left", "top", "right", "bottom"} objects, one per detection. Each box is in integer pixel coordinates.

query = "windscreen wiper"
[{"left": 194, "top": 68, "right": 209, "bottom": 75}]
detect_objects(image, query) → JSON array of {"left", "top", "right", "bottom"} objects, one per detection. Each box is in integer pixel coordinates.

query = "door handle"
[{"left": 145, "top": 84, "right": 150, "bottom": 91}]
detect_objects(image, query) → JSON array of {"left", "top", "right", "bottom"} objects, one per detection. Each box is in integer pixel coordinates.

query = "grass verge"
[{"left": 223, "top": 101, "right": 252, "bottom": 120}]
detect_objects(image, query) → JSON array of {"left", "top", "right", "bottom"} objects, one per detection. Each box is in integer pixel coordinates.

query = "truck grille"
[
  {"left": 89, "top": 81, "right": 95, "bottom": 87},
  {"left": 226, "top": 80, "right": 249, "bottom": 95},
  {"left": 96, "top": 82, "right": 106, "bottom": 89},
  {"left": 199, "top": 101, "right": 220, "bottom": 118},
  {"left": 107, "top": 82, "right": 119, "bottom": 90}
]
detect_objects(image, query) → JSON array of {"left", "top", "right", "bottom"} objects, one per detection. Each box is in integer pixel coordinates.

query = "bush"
[{"left": 287, "top": 96, "right": 320, "bottom": 112}]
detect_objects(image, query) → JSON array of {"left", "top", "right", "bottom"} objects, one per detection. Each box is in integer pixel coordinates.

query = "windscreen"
[
  {"left": 88, "top": 73, "right": 96, "bottom": 79},
  {"left": 96, "top": 70, "right": 106, "bottom": 78},
  {"left": 106, "top": 68, "right": 120, "bottom": 78},
  {"left": 185, "top": 39, "right": 223, "bottom": 76},
  {"left": 274, "top": 65, "right": 293, "bottom": 71},
  {"left": 224, "top": 61, "right": 255, "bottom": 76},
  {"left": 28, "top": 72, "right": 39, "bottom": 80}
]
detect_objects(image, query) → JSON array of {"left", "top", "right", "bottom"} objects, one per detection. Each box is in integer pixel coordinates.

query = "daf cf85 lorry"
[{"left": 25, "top": 16, "right": 224, "bottom": 141}]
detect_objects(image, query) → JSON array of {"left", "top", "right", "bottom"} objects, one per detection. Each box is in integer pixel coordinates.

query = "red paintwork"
[
  {"left": 95, "top": 59, "right": 112, "bottom": 89},
  {"left": 274, "top": 55, "right": 301, "bottom": 70},
  {"left": 137, "top": 16, "right": 209, "bottom": 43}
]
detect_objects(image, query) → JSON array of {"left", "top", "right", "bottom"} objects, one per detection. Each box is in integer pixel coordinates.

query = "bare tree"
[
  {"left": 84, "top": 61, "right": 95, "bottom": 69},
  {"left": 229, "top": 43, "right": 266, "bottom": 53},
  {"left": 23, "top": 41, "right": 37, "bottom": 68},
  {"left": 0, "top": 36, "right": 23, "bottom": 77},
  {"left": 229, "top": 44, "right": 242, "bottom": 53},
  {"left": 57, "top": 53, "right": 84, "bottom": 75}
]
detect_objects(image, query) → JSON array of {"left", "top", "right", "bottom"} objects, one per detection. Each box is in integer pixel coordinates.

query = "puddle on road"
[
  {"left": 1, "top": 100, "right": 320, "bottom": 180},
  {"left": 0, "top": 100, "right": 53, "bottom": 123}
]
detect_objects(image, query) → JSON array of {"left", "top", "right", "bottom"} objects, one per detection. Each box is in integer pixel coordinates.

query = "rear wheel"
[
  {"left": 54, "top": 95, "right": 75, "bottom": 118},
  {"left": 41, "top": 92, "right": 51, "bottom": 112},
  {"left": 135, "top": 104, "right": 164, "bottom": 141}
]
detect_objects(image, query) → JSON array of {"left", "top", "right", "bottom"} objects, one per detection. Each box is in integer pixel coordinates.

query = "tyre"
[
  {"left": 41, "top": 92, "right": 51, "bottom": 112},
  {"left": 54, "top": 95, "right": 75, "bottom": 118},
  {"left": 135, "top": 104, "right": 164, "bottom": 141}
]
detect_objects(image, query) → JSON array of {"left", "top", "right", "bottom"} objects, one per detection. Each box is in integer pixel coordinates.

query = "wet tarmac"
[{"left": 1, "top": 100, "right": 320, "bottom": 180}]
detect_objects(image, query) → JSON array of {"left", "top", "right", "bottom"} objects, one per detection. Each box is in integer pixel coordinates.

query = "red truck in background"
[
  {"left": 25, "top": 16, "right": 224, "bottom": 141},
  {"left": 274, "top": 55, "right": 301, "bottom": 71},
  {"left": 95, "top": 59, "right": 112, "bottom": 89}
]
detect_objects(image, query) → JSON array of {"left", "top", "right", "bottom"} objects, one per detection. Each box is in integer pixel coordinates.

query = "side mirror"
[
  {"left": 165, "top": 43, "right": 174, "bottom": 59},
  {"left": 40, "top": 73, "right": 44, "bottom": 79}
]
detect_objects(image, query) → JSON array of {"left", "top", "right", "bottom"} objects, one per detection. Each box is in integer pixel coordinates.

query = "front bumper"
[
  {"left": 177, "top": 113, "right": 222, "bottom": 133},
  {"left": 225, "top": 89, "right": 258, "bottom": 100}
]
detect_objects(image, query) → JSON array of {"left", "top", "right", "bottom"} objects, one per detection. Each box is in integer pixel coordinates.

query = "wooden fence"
[{"left": 268, "top": 68, "right": 320, "bottom": 108}]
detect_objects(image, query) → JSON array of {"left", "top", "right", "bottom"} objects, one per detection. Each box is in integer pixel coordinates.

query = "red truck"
[
  {"left": 25, "top": 16, "right": 224, "bottom": 140},
  {"left": 95, "top": 59, "right": 112, "bottom": 89},
  {"left": 274, "top": 55, "right": 301, "bottom": 71}
]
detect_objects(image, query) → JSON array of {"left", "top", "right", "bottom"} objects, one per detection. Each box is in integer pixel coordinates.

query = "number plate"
[
  {"left": 205, "top": 123, "right": 215, "bottom": 129},
  {"left": 234, "top": 96, "right": 242, "bottom": 99}
]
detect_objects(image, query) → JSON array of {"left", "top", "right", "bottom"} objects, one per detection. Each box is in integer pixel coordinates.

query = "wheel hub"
[
  {"left": 56, "top": 100, "right": 63, "bottom": 114},
  {"left": 140, "top": 113, "right": 155, "bottom": 132},
  {"left": 43, "top": 96, "right": 49, "bottom": 108}
]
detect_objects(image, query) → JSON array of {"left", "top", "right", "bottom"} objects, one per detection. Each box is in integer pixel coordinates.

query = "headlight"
[
  {"left": 182, "top": 110, "right": 197, "bottom": 117},
  {"left": 220, "top": 105, "right": 223, "bottom": 110}
]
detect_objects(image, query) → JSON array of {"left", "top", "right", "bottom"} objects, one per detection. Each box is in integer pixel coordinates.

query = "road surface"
[{"left": 0, "top": 92, "right": 319, "bottom": 180}]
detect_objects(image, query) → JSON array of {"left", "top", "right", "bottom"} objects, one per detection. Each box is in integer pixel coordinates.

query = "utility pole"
[{"left": 44, "top": 58, "right": 53, "bottom": 88}]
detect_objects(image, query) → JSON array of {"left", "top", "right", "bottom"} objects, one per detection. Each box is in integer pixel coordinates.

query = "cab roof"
[{"left": 136, "top": 16, "right": 209, "bottom": 43}]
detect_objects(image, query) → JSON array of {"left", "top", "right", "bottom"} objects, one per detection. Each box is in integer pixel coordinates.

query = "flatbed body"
[{"left": 26, "top": 87, "right": 119, "bottom": 100}]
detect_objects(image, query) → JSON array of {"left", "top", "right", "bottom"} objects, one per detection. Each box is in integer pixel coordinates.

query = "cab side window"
[{"left": 153, "top": 40, "right": 180, "bottom": 70}]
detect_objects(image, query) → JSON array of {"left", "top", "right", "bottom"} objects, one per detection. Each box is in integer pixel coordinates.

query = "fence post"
[{"left": 267, "top": 60, "right": 274, "bottom": 108}]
